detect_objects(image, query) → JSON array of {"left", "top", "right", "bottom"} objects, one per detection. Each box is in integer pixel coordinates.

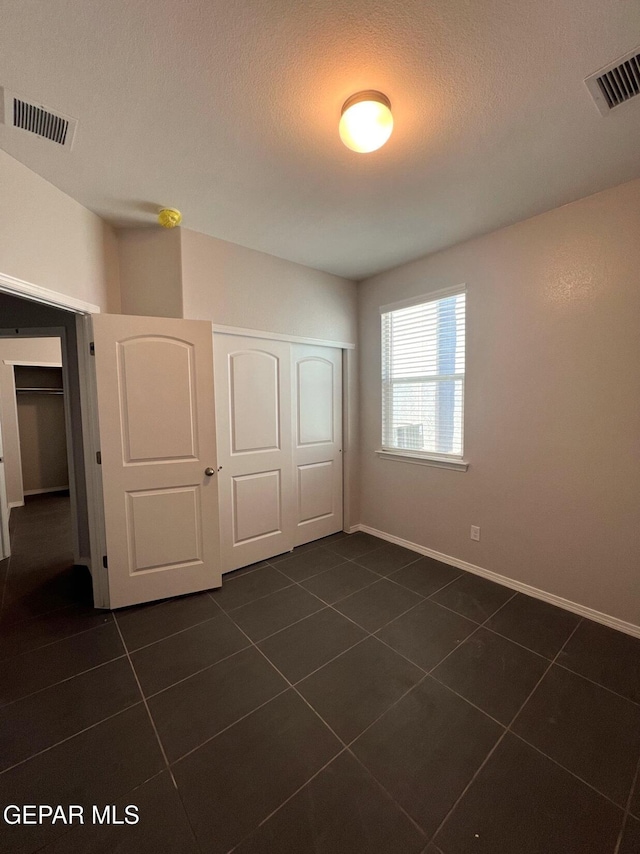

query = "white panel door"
[
  {"left": 92, "top": 314, "right": 221, "bottom": 608},
  {"left": 214, "top": 334, "right": 294, "bottom": 571},
  {"left": 292, "top": 345, "right": 343, "bottom": 545}
]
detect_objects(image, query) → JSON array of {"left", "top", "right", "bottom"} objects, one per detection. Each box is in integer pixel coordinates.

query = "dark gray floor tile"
[
  {"left": 1, "top": 564, "right": 94, "bottom": 624},
  {"left": 297, "top": 636, "right": 423, "bottom": 742},
  {"left": 0, "top": 604, "right": 112, "bottom": 661},
  {"left": 300, "top": 561, "right": 378, "bottom": 604},
  {"left": 0, "top": 622, "right": 124, "bottom": 706},
  {"left": 174, "top": 690, "right": 341, "bottom": 854},
  {"left": 315, "top": 531, "right": 349, "bottom": 546},
  {"left": 131, "top": 612, "right": 249, "bottom": 696},
  {"left": 115, "top": 592, "right": 219, "bottom": 652},
  {"left": 633, "top": 776, "right": 640, "bottom": 818},
  {"left": 432, "top": 627, "right": 548, "bottom": 724},
  {"left": 209, "top": 565, "right": 291, "bottom": 611},
  {"left": 485, "top": 593, "right": 580, "bottom": 659},
  {"left": 326, "top": 532, "right": 386, "bottom": 560},
  {"left": 353, "top": 543, "right": 421, "bottom": 576},
  {"left": 36, "top": 772, "right": 199, "bottom": 853},
  {"left": 275, "top": 547, "right": 345, "bottom": 581},
  {"left": 0, "top": 705, "right": 164, "bottom": 854},
  {"left": 352, "top": 677, "right": 502, "bottom": 836},
  {"left": 148, "top": 646, "right": 287, "bottom": 761},
  {"left": 557, "top": 619, "right": 640, "bottom": 704},
  {"left": 431, "top": 573, "right": 514, "bottom": 622},
  {"left": 388, "top": 557, "right": 462, "bottom": 597},
  {"left": 334, "top": 578, "right": 423, "bottom": 632},
  {"left": 258, "top": 608, "right": 367, "bottom": 683},
  {"left": 222, "top": 560, "right": 269, "bottom": 579},
  {"left": 434, "top": 734, "right": 622, "bottom": 854},
  {"left": 376, "top": 599, "right": 476, "bottom": 671},
  {"left": 512, "top": 665, "right": 640, "bottom": 806},
  {"left": 0, "top": 657, "right": 140, "bottom": 771},
  {"left": 234, "top": 750, "right": 425, "bottom": 854},
  {"left": 230, "top": 584, "right": 324, "bottom": 641},
  {"left": 619, "top": 816, "right": 640, "bottom": 854}
]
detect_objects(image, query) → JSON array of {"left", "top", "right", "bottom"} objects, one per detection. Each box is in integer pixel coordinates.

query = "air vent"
[
  {"left": 585, "top": 48, "right": 640, "bottom": 116},
  {"left": 1, "top": 87, "right": 77, "bottom": 148}
]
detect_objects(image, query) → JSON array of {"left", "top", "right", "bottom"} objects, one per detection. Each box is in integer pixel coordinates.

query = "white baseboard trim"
[
  {"left": 356, "top": 523, "right": 640, "bottom": 640},
  {"left": 345, "top": 525, "right": 360, "bottom": 534},
  {"left": 23, "top": 487, "right": 69, "bottom": 496},
  {"left": 8, "top": 501, "right": 24, "bottom": 510}
]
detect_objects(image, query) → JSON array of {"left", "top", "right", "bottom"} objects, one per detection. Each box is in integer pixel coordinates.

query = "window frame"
[{"left": 378, "top": 285, "right": 469, "bottom": 471}]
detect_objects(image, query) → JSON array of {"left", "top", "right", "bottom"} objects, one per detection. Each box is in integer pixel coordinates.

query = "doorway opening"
[{"left": 0, "top": 290, "right": 93, "bottom": 622}]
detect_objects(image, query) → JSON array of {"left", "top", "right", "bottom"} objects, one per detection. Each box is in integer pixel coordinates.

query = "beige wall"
[
  {"left": 358, "top": 178, "right": 640, "bottom": 627},
  {"left": 0, "top": 338, "right": 62, "bottom": 506},
  {"left": 181, "top": 228, "right": 357, "bottom": 343},
  {"left": 0, "top": 149, "right": 120, "bottom": 312},
  {"left": 17, "top": 389, "right": 69, "bottom": 493},
  {"left": 117, "top": 228, "right": 183, "bottom": 318}
]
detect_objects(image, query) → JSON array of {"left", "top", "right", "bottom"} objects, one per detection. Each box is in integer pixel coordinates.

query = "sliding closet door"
[
  {"left": 292, "top": 345, "right": 343, "bottom": 546},
  {"left": 214, "top": 335, "right": 294, "bottom": 571}
]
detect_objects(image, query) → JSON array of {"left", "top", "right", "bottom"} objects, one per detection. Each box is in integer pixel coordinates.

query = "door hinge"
[
  {"left": 102, "top": 555, "right": 108, "bottom": 568},
  {"left": 96, "top": 451, "right": 101, "bottom": 465},
  {"left": 89, "top": 342, "right": 95, "bottom": 355}
]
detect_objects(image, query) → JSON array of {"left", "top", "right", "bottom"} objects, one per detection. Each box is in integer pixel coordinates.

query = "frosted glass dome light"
[{"left": 339, "top": 91, "right": 393, "bottom": 153}]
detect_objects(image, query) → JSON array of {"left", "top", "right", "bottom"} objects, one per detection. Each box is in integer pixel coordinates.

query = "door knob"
[{"left": 204, "top": 467, "right": 215, "bottom": 477}]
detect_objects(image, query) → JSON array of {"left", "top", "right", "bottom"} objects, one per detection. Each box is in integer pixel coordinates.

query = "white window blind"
[{"left": 382, "top": 290, "right": 466, "bottom": 458}]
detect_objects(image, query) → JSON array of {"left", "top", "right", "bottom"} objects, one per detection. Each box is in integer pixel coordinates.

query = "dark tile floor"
[{"left": 1, "top": 496, "right": 640, "bottom": 853}]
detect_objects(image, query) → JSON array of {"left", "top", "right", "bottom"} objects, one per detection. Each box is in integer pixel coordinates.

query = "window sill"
[{"left": 375, "top": 449, "right": 469, "bottom": 472}]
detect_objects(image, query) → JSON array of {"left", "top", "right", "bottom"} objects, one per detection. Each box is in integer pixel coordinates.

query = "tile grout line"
[
  {"left": 508, "top": 730, "right": 630, "bottom": 813},
  {"left": 224, "top": 747, "right": 351, "bottom": 853},
  {"left": 424, "top": 618, "right": 585, "bottom": 849},
  {"left": 614, "top": 742, "right": 640, "bottom": 853},
  {"left": 119, "top": 608, "right": 229, "bottom": 655},
  {"left": 144, "top": 643, "right": 253, "bottom": 700},
  {"left": 0, "top": 612, "right": 115, "bottom": 663},
  {"left": 215, "top": 591, "right": 429, "bottom": 846},
  {"left": 113, "top": 618, "right": 207, "bottom": 854},
  {"left": 0, "top": 652, "right": 129, "bottom": 710},
  {"left": 332, "top": 592, "right": 521, "bottom": 753},
  {"left": 0, "top": 700, "right": 146, "bottom": 776},
  {"left": 113, "top": 618, "right": 179, "bottom": 789}
]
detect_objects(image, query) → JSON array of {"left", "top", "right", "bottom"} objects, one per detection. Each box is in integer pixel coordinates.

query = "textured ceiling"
[{"left": 1, "top": 0, "right": 640, "bottom": 279}]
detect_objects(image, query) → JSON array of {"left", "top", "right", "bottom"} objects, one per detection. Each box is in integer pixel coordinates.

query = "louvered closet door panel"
[
  {"left": 214, "top": 334, "right": 295, "bottom": 571},
  {"left": 292, "top": 345, "right": 343, "bottom": 546}
]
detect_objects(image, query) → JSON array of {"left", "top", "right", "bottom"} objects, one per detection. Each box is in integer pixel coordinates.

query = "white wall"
[
  {"left": 358, "top": 178, "right": 640, "bottom": 628},
  {"left": 0, "top": 338, "right": 62, "bottom": 506},
  {"left": 0, "top": 149, "right": 120, "bottom": 311}
]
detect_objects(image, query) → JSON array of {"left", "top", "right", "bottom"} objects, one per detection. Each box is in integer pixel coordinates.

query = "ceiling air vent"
[
  {"left": 1, "top": 87, "right": 77, "bottom": 149},
  {"left": 585, "top": 48, "right": 640, "bottom": 116}
]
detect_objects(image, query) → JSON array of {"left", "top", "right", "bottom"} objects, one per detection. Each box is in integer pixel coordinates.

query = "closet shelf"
[{"left": 16, "top": 388, "right": 64, "bottom": 395}]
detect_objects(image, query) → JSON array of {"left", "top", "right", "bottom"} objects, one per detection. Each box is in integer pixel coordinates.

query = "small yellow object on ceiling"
[
  {"left": 158, "top": 208, "right": 183, "bottom": 228},
  {"left": 339, "top": 91, "right": 393, "bottom": 153}
]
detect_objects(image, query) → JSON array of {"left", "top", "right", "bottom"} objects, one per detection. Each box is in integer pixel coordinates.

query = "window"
[{"left": 381, "top": 288, "right": 466, "bottom": 462}]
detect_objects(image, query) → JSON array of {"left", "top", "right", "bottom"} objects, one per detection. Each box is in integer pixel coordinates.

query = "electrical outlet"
[{"left": 470, "top": 525, "right": 480, "bottom": 541}]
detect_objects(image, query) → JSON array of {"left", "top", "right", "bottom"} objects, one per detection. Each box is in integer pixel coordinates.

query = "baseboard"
[
  {"left": 346, "top": 525, "right": 360, "bottom": 534},
  {"left": 23, "top": 487, "right": 69, "bottom": 496},
  {"left": 8, "top": 501, "right": 24, "bottom": 510},
  {"left": 356, "top": 524, "right": 640, "bottom": 640}
]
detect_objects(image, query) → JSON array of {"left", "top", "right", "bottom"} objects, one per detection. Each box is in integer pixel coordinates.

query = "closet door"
[
  {"left": 292, "top": 345, "right": 343, "bottom": 546},
  {"left": 214, "top": 335, "right": 294, "bottom": 571}
]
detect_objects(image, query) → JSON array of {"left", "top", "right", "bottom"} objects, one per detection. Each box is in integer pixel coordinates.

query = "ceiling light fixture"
[{"left": 339, "top": 91, "right": 393, "bottom": 153}]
